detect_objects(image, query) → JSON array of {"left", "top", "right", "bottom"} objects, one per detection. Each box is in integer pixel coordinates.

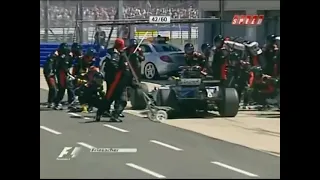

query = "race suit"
[
  {"left": 72, "top": 55, "right": 94, "bottom": 87},
  {"left": 75, "top": 69, "right": 105, "bottom": 110},
  {"left": 212, "top": 47, "right": 229, "bottom": 84},
  {"left": 54, "top": 51, "right": 75, "bottom": 106},
  {"left": 97, "top": 48, "right": 132, "bottom": 119},
  {"left": 43, "top": 52, "right": 58, "bottom": 105},
  {"left": 244, "top": 74, "right": 278, "bottom": 106},
  {"left": 184, "top": 51, "right": 206, "bottom": 68},
  {"left": 125, "top": 47, "right": 145, "bottom": 82},
  {"left": 262, "top": 44, "right": 280, "bottom": 77}
]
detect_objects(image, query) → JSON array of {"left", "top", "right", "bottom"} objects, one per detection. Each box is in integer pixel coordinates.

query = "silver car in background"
[{"left": 139, "top": 39, "right": 186, "bottom": 80}]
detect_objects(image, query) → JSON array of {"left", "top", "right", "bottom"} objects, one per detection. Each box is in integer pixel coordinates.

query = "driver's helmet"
[
  {"left": 184, "top": 43, "right": 194, "bottom": 55},
  {"left": 57, "top": 43, "right": 69, "bottom": 55},
  {"left": 71, "top": 43, "right": 82, "bottom": 56},
  {"left": 201, "top": 43, "right": 211, "bottom": 54}
]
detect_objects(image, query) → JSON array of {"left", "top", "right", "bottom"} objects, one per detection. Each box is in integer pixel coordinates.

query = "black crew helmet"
[
  {"left": 201, "top": 43, "right": 211, "bottom": 53},
  {"left": 71, "top": 43, "right": 82, "bottom": 55},
  {"left": 129, "top": 39, "right": 138, "bottom": 47},
  {"left": 184, "top": 43, "right": 194, "bottom": 54},
  {"left": 214, "top": 35, "right": 224, "bottom": 43},
  {"left": 57, "top": 43, "right": 69, "bottom": 54},
  {"left": 266, "top": 34, "right": 277, "bottom": 44}
]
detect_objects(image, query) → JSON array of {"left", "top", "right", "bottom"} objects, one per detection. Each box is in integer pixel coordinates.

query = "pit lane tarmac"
[{"left": 40, "top": 88, "right": 280, "bottom": 179}]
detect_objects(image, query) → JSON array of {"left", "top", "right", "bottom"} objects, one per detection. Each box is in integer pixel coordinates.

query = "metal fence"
[
  {"left": 40, "top": 0, "right": 200, "bottom": 48},
  {"left": 40, "top": 1, "right": 279, "bottom": 47}
]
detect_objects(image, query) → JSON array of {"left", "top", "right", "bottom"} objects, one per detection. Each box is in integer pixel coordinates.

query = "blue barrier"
[{"left": 40, "top": 43, "right": 93, "bottom": 67}]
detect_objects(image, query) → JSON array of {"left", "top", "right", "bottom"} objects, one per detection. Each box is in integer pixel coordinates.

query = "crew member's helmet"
[
  {"left": 201, "top": 43, "right": 211, "bottom": 53},
  {"left": 85, "top": 47, "right": 96, "bottom": 57},
  {"left": 266, "top": 34, "right": 277, "bottom": 45},
  {"left": 58, "top": 43, "right": 69, "bottom": 55},
  {"left": 114, "top": 38, "right": 125, "bottom": 50},
  {"left": 71, "top": 43, "right": 82, "bottom": 56},
  {"left": 92, "top": 71, "right": 104, "bottom": 85},
  {"left": 213, "top": 35, "right": 225, "bottom": 48},
  {"left": 129, "top": 39, "right": 138, "bottom": 47},
  {"left": 184, "top": 43, "right": 194, "bottom": 55}
]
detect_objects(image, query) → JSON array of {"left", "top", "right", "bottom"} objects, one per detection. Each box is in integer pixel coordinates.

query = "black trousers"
[
  {"left": 98, "top": 71, "right": 128, "bottom": 117},
  {"left": 114, "top": 88, "right": 127, "bottom": 114},
  {"left": 44, "top": 76, "right": 57, "bottom": 104},
  {"left": 54, "top": 71, "right": 75, "bottom": 105}
]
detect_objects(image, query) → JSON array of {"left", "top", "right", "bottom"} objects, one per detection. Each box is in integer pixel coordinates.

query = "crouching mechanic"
[
  {"left": 243, "top": 66, "right": 279, "bottom": 110},
  {"left": 95, "top": 38, "right": 134, "bottom": 122},
  {"left": 74, "top": 66, "right": 105, "bottom": 113}
]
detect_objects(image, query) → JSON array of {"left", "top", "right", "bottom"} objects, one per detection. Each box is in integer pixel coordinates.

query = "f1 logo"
[{"left": 57, "top": 147, "right": 81, "bottom": 160}]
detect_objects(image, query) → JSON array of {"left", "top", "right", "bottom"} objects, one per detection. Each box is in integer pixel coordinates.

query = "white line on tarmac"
[
  {"left": 68, "top": 112, "right": 90, "bottom": 120},
  {"left": 40, "top": 126, "right": 62, "bottom": 135},
  {"left": 150, "top": 140, "right": 183, "bottom": 151},
  {"left": 68, "top": 112, "right": 81, "bottom": 117},
  {"left": 211, "top": 161, "right": 259, "bottom": 177},
  {"left": 126, "top": 163, "right": 166, "bottom": 179},
  {"left": 103, "top": 124, "right": 129, "bottom": 133},
  {"left": 77, "top": 142, "right": 96, "bottom": 149}
]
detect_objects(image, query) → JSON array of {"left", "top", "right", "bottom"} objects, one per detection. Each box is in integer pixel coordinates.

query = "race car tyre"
[
  {"left": 129, "top": 83, "right": 149, "bottom": 110},
  {"left": 218, "top": 88, "right": 239, "bottom": 117},
  {"left": 156, "top": 87, "right": 178, "bottom": 109},
  {"left": 144, "top": 62, "right": 159, "bottom": 80}
]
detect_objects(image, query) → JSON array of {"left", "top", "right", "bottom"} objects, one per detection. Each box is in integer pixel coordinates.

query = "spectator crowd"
[{"left": 40, "top": 0, "right": 199, "bottom": 27}]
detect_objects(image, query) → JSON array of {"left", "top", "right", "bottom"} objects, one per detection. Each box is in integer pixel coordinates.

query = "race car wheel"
[
  {"left": 129, "top": 82, "right": 149, "bottom": 110},
  {"left": 144, "top": 63, "right": 158, "bottom": 80},
  {"left": 218, "top": 88, "right": 239, "bottom": 117}
]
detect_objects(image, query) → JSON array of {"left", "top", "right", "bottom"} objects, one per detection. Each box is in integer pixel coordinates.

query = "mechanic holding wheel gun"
[
  {"left": 212, "top": 35, "right": 229, "bottom": 86},
  {"left": 95, "top": 38, "right": 138, "bottom": 122},
  {"left": 43, "top": 51, "right": 58, "bottom": 108},
  {"left": 262, "top": 34, "right": 280, "bottom": 77},
  {"left": 200, "top": 43, "right": 213, "bottom": 74},
  {"left": 53, "top": 43, "right": 74, "bottom": 110}
]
